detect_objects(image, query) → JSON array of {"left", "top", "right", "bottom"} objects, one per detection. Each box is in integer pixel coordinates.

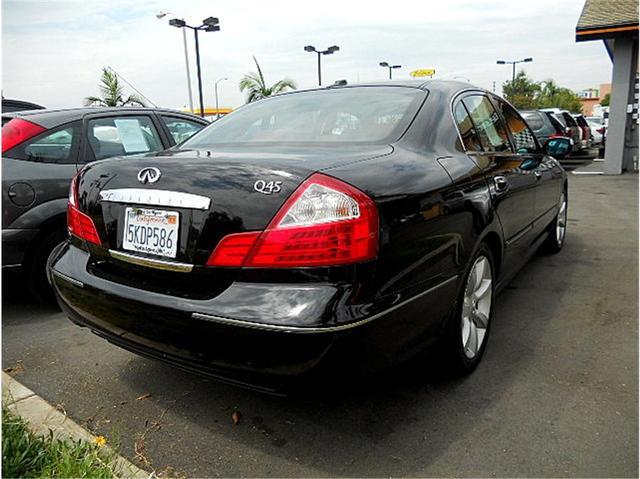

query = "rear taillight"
[
  {"left": 207, "top": 173, "right": 378, "bottom": 268},
  {"left": 597, "top": 127, "right": 605, "bottom": 134},
  {"left": 2, "top": 118, "right": 46, "bottom": 153},
  {"left": 67, "top": 171, "right": 101, "bottom": 246}
]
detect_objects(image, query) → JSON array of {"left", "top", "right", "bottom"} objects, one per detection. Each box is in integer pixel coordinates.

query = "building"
[
  {"left": 578, "top": 82, "right": 612, "bottom": 116},
  {"left": 576, "top": 0, "right": 639, "bottom": 174}
]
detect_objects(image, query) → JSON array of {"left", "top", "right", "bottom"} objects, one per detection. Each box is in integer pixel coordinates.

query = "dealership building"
[{"left": 576, "top": 0, "right": 639, "bottom": 174}]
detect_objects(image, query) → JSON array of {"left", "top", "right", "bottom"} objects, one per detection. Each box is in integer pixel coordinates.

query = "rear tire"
[
  {"left": 26, "top": 228, "right": 66, "bottom": 304},
  {"left": 443, "top": 243, "right": 495, "bottom": 376},
  {"left": 542, "top": 188, "right": 567, "bottom": 254}
]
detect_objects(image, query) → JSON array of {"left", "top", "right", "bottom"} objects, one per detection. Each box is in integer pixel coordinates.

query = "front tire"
[{"left": 444, "top": 244, "right": 495, "bottom": 375}]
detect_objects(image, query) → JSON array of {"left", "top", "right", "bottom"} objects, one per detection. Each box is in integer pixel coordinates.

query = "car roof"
[
  {"left": 2, "top": 98, "right": 46, "bottom": 111},
  {"left": 276, "top": 79, "right": 485, "bottom": 98},
  {"left": 2, "top": 107, "right": 206, "bottom": 129}
]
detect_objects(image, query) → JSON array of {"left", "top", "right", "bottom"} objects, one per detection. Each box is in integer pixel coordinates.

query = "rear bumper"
[
  {"left": 2, "top": 228, "right": 38, "bottom": 267},
  {"left": 50, "top": 243, "right": 458, "bottom": 391}
]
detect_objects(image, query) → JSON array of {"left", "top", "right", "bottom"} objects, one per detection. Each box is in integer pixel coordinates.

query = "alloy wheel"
[
  {"left": 461, "top": 255, "right": 493, "bottom": 359},
  {"left": 556, "top": 193, "right": 567, "bottom": 247}
]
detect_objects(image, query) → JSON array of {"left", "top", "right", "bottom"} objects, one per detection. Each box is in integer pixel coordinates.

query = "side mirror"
[{"left": 544, "top": 137, "right": 572, "bottom": 159}]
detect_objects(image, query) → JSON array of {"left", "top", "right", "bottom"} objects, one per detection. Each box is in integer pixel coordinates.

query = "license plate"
[{"left": 122, "top": 207, "right": 179, "bottom": 258}]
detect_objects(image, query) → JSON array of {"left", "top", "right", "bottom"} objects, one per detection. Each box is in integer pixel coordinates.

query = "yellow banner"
[{"left": 410, "top": 69, "right": 435, "bottom": 77}]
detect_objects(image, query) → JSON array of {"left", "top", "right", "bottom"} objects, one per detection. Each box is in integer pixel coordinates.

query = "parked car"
[
  {"left": 519, "top": 109, "right": 570, "bottom": 147},
  {"left": 49, "top": 81, "right": 570, "bottom": 392},
  {"left": 2, "top": 107, "right": 208, "bottom": 301},
  {"left": 2, "top": 97, "right": 45, "bottom": 114},
  {"left": 541, "top": 108, "right": 582, "bottom": 152},
  {"left": 586, "top": 116, "right": 605, "bottom": 146},
  {"left": 572, "top": 114, "right": 592, "bottom": 148}
]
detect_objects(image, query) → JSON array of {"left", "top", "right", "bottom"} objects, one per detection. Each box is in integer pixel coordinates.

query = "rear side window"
[
  {"left": 453, "top": 102, "right": 483, "bottom": 151},
  {"left": 496, "top": 101, "right": 538, "bottom": 153},
  {"left": 160, "top": 116, "right": 205, "bottom": 144},
  {"left": 461, "top": 95, "right": 511, "bottom": 153},
  {"left": 87, "top": 116, "right": 163, "bottom": 161},
  {"left": 6, "top": 121, "right": 80, "bottom": 164}
]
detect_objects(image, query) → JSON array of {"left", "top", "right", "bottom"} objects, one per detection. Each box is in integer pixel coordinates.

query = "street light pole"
[
  {"left": 304, "top": 45, "right": 339, "bottom": 86},
  {"left": 156, "top": 12, "right": 194, "bottom": 112},
  {"left": 193, "top": 28, "right": 204, "bottom": 118},
  {"left": 496, "top": 57, "right": 533, "bottom": 82},
  {"left": 379, "top": 62, "right": 401, "bottom": 80},
  {"left": 214, "top": 77, "right": 227, "bottom": 120},
  {"left": 169, "top": 16, "right": 221, "bottom": 118}
]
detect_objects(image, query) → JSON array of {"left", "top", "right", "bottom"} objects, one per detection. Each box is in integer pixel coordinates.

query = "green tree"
[
  {"left": 502, "top": 71, "right": 540, "bottom": 109},
  {"left": 84, "top": 67, "right": 145, "bottom": 107},
  {"left": 239, "top": 56, "right": 296, "bottom": 103},
  {"left": 536, "top": 80, "right": 583, "bottom": 113},
  {"left": 600, "top": 92, "right": 610, "bottom": 106}
]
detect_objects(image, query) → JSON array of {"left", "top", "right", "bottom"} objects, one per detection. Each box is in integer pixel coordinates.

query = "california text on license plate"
[{"left": 122, "top": 207, "right": 179, "bottom": 258}]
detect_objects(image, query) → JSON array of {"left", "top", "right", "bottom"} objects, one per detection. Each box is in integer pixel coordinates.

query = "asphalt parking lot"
[{"left": 3, "top": 173, "right": 638, "bottom": 478}]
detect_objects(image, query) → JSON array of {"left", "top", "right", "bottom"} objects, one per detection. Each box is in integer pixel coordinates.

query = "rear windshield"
[
  {"left": 520, "top": 111, "right": 544, "bottom": 131},
  {"left": 562, "top": 113, "right": 578, "bottom": 126},
  {"left": 551, "top": 113, "right": 567, "bottom": 127},
  {"left": 182, "top": 86, "right": 425, "bottom": 147},
  {"left": 547, "top": 114, "right": 565, "bottom": 132}
]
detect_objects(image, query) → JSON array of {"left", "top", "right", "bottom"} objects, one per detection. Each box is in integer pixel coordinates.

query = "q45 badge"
[{"left": 254, "top": 180, "right": 282, "bottom": 195}]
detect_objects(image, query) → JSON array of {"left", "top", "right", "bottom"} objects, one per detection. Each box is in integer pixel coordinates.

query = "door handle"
[
  {"left": 493, "top": 176, "right": 509, "bottom": 193},
  {"left": 534, "top": 171, "right": 542, "bottom": 180}
]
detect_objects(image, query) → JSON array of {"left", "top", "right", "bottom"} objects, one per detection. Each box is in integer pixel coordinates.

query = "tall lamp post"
[
  {"left": 496, "top": 57, "right": 533, "bottom": 82},
  {"left": 214, "top": 77, "right": 227, "bottom": 120},
  {"left": 379, "top": 62, "right": 401, "bottom": 80},
  {"left": 169, "top": 16, "right": 221, "bottom": 118},
  {"left": 156, "top": 11, "right": 194, "bottom": 113},
  {"left": 304, "top": 45, "right": 339, "bottom": 86}
]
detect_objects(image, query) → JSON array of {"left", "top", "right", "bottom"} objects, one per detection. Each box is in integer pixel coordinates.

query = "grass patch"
[{"left": 2, "top": 406, "right": 121, "bottom": 478}]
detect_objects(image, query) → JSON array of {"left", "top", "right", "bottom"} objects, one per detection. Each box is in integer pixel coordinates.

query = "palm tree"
[
  {"left": 239, "top": 56, "right": 296, "bottom": 103},
  {"left": 84, "top": 68, "right": 146, "bottom": 107}
]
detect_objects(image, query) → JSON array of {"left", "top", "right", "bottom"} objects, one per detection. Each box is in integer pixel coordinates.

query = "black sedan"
[{"left": 49, "top": 81, "right": 571, "bottom": 392}]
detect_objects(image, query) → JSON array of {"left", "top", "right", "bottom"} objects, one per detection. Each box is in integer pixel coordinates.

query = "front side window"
[
  {"left": 461, "top": 95, "right": 511, "bottom": 153},
  {"left": 453, "top": 101, "right": 483, "bottom": 151},
  {"left": 87, "top": 116, "right": 163, "bottom": 161},
  {"left": 161, "top": 116, "right": 205, "bottom": 144},
  {"left": 182, "top": 87, "right": 425, "bottom": 148},
  {"left": 495, "top": 100, "right": 538, "bottom": 153},
  {"left": 9, "top": 121, "right": 80, "bottom": 163}
]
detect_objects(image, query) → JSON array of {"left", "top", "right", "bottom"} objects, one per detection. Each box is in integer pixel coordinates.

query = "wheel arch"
[
  {"left": 22, "top": 211, "right": 67, "bottom": 268},
  {"left": 476, "top": 229, "right": 504, "bottom": 279}
]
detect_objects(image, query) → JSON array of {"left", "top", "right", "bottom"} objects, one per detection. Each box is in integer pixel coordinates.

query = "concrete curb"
[{"left": 2, "top": 372, "right": 152, "bottom": 479}]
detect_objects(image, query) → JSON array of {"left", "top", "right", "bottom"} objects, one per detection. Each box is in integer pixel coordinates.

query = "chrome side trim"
[
  {"left": 99, "top": 189, "right": 211, "bottom": 210},
  {"left": 192, "top": 275, "right": 459, "bottom": 334},
  {"left": 109, "top": 250, "right": 194, "bottom": 272},
  {"left": 51, "top": 269, "right": 84, "bottom": 288}
]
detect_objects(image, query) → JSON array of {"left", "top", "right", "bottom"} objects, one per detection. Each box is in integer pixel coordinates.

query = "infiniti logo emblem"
[{"left": 137, "top": 167, "right": 161, "bottom": 185}]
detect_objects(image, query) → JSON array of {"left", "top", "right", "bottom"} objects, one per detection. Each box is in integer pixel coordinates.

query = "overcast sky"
[{"left": 2, "top": 0, "right": 612, "bottom": 111}]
